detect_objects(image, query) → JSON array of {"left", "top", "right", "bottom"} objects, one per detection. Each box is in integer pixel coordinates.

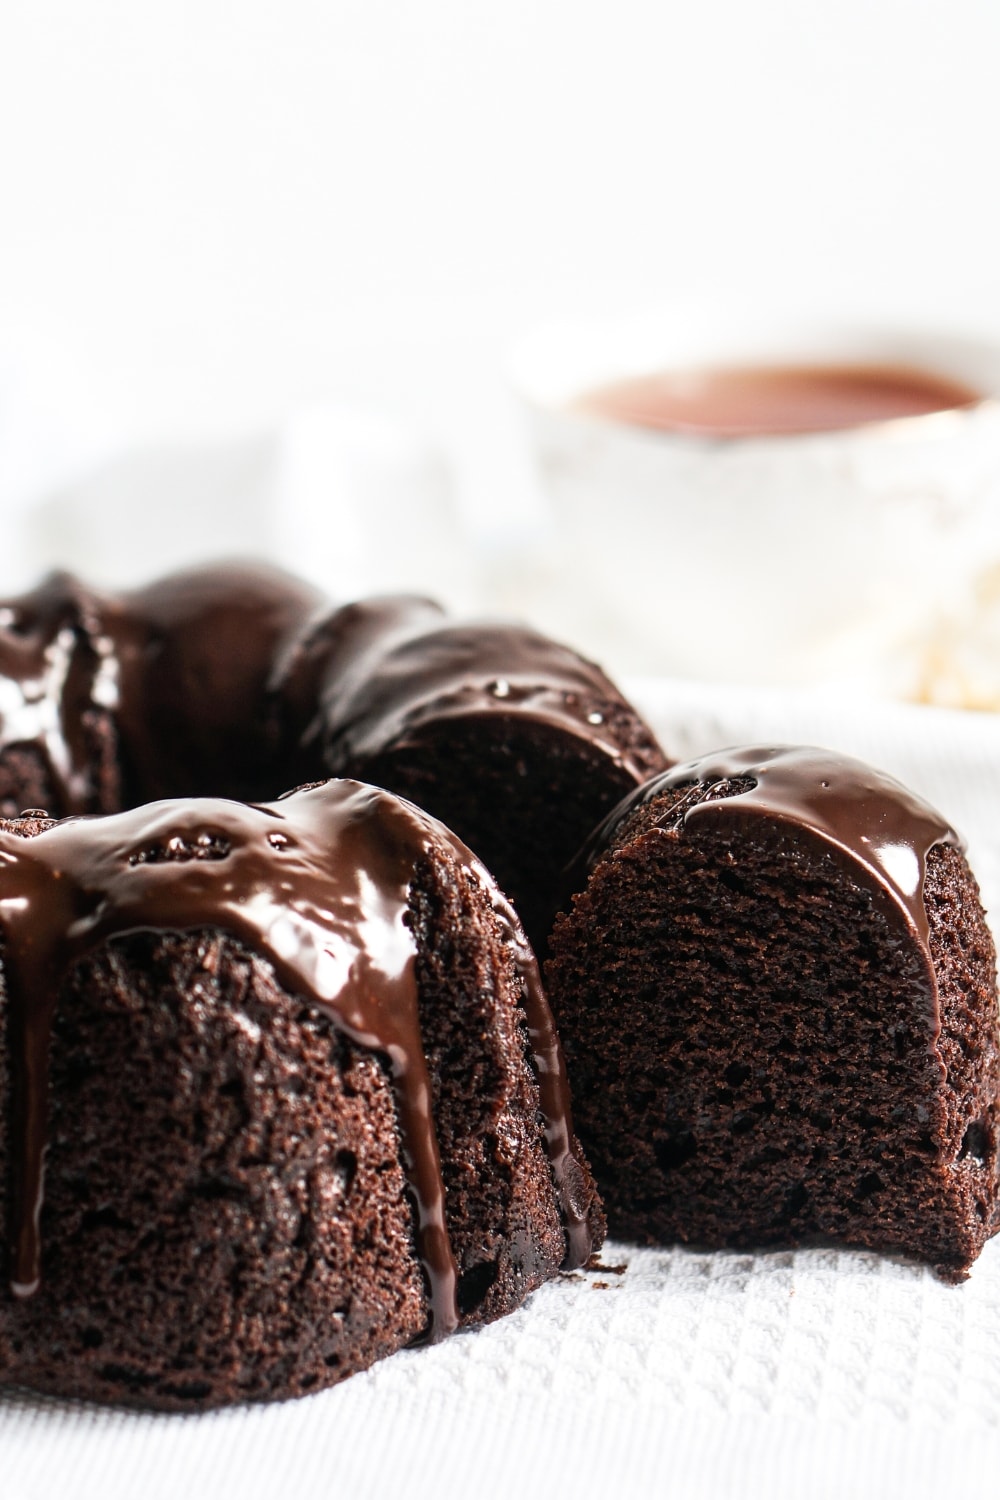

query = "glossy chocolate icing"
[
  {"left": 109, "top": 563, "right": 324, "bottom": 802},
  {"left": 0, "top": 573, "right": 119, "bottom": 816},
  {"left": 582, "top": 746, "right": 960, "bottom": 946},
  {"left": 1, "top": 780, "right": 592, "bottom": 1329},
  {"left": 0, "top": 564, "right": 323, "bottom": 813},
  {"left": 296, "top": 598, "right": 656, "bottom": 778},
  {"left": 0, "top": 567, "right": 661, "bottom": 818}
]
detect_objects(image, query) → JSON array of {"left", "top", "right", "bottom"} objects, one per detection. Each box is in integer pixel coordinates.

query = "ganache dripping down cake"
[
  {"left": 0, "top": 781, "right": 603, "bottom": 1409},
  {"left": 545, "top": 746, "right": 1000, "bottom": 1279}
]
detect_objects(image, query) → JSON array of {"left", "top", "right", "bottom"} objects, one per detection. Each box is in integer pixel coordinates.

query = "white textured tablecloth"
[{"left": 4, "top": 681, "right": 1000, "bottom": 1499}]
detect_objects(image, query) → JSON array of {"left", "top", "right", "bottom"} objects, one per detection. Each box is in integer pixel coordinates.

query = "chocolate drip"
[
  {"left": 448, "top": 853, "right": 593, "bottom": 1271},
  {"left": 1, "top": 780, "right": 591, "bottom": 1328},
  {"left": 0, "top": 573, "right": 117, "bottom": 816},
  {"left": 583, "top": 746, "right": 960, "bottom": 945},
  {"left": 297, "top": 599, "right": 657, "bottom": 779},
  {"left": 2, "top": 783, "right": 461, "bottom": 1331}
]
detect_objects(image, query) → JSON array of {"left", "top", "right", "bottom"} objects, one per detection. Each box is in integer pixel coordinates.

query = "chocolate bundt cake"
[
  {"left": 545, "top": 746, "right": 1000, "bottom": 1279},
  {"left": 0, "top": 568, "right": 669, "bottom": 954},
  {"left": 12, "top": 559, "right": 995, "bottom": 1410},
  {"left": 0, "top": 780, "right": 603, "bottom": 1409},
  {"left": 274, "top": 596, "right": 669, "bottom": 950}
]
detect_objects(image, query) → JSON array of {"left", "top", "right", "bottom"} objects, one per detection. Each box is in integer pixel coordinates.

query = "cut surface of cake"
[
  {"left": 545, "top": 745, "right": 1000, "bottom": 1279},
  {"left": 0, "top": 780, "right": 603, "bottom": 1409},
  {"left": 275, "top": 596, "right": 670, "bottom": 951}
]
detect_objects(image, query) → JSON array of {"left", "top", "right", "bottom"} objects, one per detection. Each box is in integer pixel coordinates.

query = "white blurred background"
[{"left": 2, "top": 0, "right": 1000, "bottom": 651}]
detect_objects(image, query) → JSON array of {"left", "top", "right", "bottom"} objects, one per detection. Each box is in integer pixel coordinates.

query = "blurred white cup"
[{"left": 509, "top": 309, "right": 1000, "bottom": 696}]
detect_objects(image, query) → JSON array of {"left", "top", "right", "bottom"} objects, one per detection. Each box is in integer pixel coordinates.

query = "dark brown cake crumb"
[
  {"left": 358, "top": 709, "right": 665, "bottom": 956},
  {"left": 546, "top": 753, "right": 1000, "bottom": 1279},
  {"left": 0, "top": 930, "right": 431, "bottom": 1408}
]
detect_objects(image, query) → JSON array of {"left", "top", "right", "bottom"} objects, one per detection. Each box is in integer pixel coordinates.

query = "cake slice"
[
  {"left": 275, "top": 597, "right": 670, "bottom": 952},
  {"left": 0, "top": 781, "right": 602, "bottom": 1409},
  {"left": 545, "top": 746, "right": 1000, "bottom": 1278}
]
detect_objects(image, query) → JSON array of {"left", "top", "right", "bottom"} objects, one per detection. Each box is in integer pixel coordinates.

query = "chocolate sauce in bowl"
[{"left": 577, "top": 362, "right": 983, "bottom": 437}]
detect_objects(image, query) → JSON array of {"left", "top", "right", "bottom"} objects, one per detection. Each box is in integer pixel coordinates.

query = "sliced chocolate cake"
[
  {"left": 545, "top": 746, "right": 1000, "bottom": 1279},
  {"left": 0, "top": 781, "right": 602, "bottom": 1409}
]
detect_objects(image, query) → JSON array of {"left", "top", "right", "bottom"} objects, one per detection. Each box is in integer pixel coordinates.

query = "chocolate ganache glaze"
[
  {"left": 272, "top": 596, "right": 446, "bottom": 747},
  {"left": 1, "top": 780, "right": 592, "bottom": 1333},
  {"left": 0, "top": 563, "right": 323, "bottom": 815},
  {"left": 298, "top": 599, "right": 659, "bottom": 776},
  {"left": 107, "top": 563, "right": 324, "bottom": 803},
  {"left": 580, "top": 746, "right": 960, "bottom": 946},
  {"left": 0, "top": 573, "right": 121, "bottom": 817}
]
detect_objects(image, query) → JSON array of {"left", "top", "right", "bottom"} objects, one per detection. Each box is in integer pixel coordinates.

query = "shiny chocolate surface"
[
  {"left": 582, "top": 745, "right": 960, "bottom": 945},
  {"left": 0, "top": 780, "right": 592, "bottom": 1328}
]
